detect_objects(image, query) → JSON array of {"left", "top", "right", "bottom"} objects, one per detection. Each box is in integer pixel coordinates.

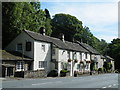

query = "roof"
[
  {"left": 24, "top": 30, "right": 88, "bottom": 52},
  {"left": 105, "top": 56, "right": 114, "bottom": 61},
  {"left": 78, "top": 42, "right": 100, "bottom": 55},
  {"left": 65, "top": 41, "right": 89, "bottom": 52},
  {"left": 1, "top": 50, "right": 33, "bottom": 61},
  {"left": 101, "top": 55, "right": 106, "bottom": 59}
]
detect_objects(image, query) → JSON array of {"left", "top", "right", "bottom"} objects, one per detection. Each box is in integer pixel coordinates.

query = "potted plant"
[
  {"left": 68, "top": 59, "right": 72, "bottom": 62},
  {"left": 74, "top": 59, "right": 78, "bottom": 63},
  {"left": 80, "top": 61, "right": 83, "bottom": 64},
  {"left": 60, "top": 69, "right": 69, "bottom": 77}
]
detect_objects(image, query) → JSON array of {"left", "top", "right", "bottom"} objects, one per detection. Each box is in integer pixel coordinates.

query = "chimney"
[
  {"left": 59, "top": 33, "right": 65, "bottom": 42},
  {"left": 39, "top": 27, "right": 45, "bottom": 35},
  {"left": 80, "top": 38, "right": 83, "bottom": 43}
]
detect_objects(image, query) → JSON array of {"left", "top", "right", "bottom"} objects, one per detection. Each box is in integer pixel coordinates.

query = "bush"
[
  {"left": 115, "top": 70, "right": 119, "bottom": 73},
  {"left": 98, "top": 68, "right": 104, "bottom": 73},
  {"left": 47, "top": 70, "right": 58, "bottom": 77},
  {"left": 60, "top": 69, "right": 69, "bottom": 77}
]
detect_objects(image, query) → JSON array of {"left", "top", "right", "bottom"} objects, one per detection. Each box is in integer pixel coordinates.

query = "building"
[
  {"left": 77, "top": 42, "right": 104, "bottom": 69},
  {"left": 1, "top": 50, "right": 33, "bottom": 77},
  {"left": 4, "top": 29, "right": 107, "bottom": 77},
  {"left": 105, "top": 56, "right": 115, "bottom": 71}
]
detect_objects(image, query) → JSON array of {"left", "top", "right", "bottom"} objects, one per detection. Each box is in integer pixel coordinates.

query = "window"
[
  {"left": 16, "top": 62, "right": 24, "bottom": 71},
  {"left": 73, "top": 52, "right": 77, "bottom": 60},
  {"left": 67, "top": 51, "right": 70, "bottom": 59},
  {"left": 17, "top": 43, "right": 22, "bottom": 51},
  {"left": 80, "top": 52, "right": 82, "bottom": 60},
  {"left": 26, "top": 42, "right": 31, "bottom": 51},
  {"left": 86, "top": 63, "right": 89, "bottom": 69},
  {"left": 39, "top": 61, "right": 47, "bottom": 68},
  {"left": 41, "top": 44, "right": 45, "bottom": 52},
  {"left": 85, "top": 52, "right": 88, "bottom": 59}
]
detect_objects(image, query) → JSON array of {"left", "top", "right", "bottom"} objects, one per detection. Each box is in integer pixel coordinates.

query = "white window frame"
[
  {"left": 16, "top": 61, "right": 24, "bottom": 71},
  {"left": 41, "top": 44, "right": 45, "bottom": 52},
  {"left": 73, "top": 52, "right": 77, "bottom": 60},
  {"left": 85, "top": 53, "right": 88, "bottom": 59},
  {"left": 39, "top": 61, "right": 47, "bottom": 68}
]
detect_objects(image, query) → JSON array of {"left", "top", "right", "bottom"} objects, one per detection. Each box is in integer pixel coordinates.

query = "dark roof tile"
[{"left": 24, "top": 30, "right": 88, "bottom": 52}]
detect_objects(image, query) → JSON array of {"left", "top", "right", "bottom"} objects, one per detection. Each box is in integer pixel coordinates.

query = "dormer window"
[
  {"left": 16, "top": 43, "right": 22, "bottom": 51},
  {"left": 26, "top": 42, "right": 31, "bottom": 51}
]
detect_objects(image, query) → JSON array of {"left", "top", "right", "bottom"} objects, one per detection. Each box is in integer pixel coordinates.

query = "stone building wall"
[{"left": 24, "top": 70, "right": 47, "bottom": 78}]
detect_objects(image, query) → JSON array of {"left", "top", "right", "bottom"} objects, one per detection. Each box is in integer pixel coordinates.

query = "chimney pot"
[
  {"left": 59, "top": 33, "right": 65, "bottom": 42},
  {"left": 39, "top": 27, "right": 45, "bottom": 35}
]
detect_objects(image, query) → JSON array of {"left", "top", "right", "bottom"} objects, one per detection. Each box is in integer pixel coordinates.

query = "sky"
[{"left": 40, "top": 0, "right": 119, "bottom": 43}]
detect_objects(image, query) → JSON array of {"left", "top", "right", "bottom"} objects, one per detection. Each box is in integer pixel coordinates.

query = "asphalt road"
[{"left": 1, "top": 73, "right": 119, "bottom": 89}]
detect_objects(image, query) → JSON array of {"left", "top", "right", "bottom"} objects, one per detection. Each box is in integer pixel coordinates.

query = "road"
[{"left": 1, "top": 73, "right": 119, "bottom": 89}]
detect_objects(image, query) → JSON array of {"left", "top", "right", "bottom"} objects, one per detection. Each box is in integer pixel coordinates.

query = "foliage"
[
  {"left": 98, "top": 68, "right": 104, "bottom": 73},
  {"left": 60, "top": 69, "right": 69, "bottom": 77},
  {"left": 60, "top": 69, "right": 69, "bottom": 73},
  {"left": 51, "top": 13, "right": 83, "bottom": 42},
  {"left": 47, "top": 70, "right": 58, "bottom": 77},
  {"left": 3, "top": 2, "right": 109, "bottom": 56},
  {"left": 2, "top": 2, "right": 52, "bottom": 48},
  {"left": 103, "top": 62, "right": 112, "bottom": 72},
  {"left": 107, "top": 38, "right": 120, "bottom": 70},
  {"left": 51, "top": 13, "right": 108, "bottom": 54},
  {"left": 90, "top": 60, "right": 95, "bottom": 71}
]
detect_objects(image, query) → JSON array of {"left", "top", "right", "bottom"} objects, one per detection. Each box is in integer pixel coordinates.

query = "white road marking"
[
  {"left": 113, "top": 84, "right": 117, "bottom": 86},
  {"left": 108, "top": 85, "right": 112, "bottom": 87},
  {"left": 102, "top": 87, "right": 107, "bottom": 89},
  {"left": 32, "top": 81, "right": 62, "bottom": 86}
]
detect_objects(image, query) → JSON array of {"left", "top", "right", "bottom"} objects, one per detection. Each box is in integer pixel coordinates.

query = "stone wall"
[{"left": 24, "top": 70, "right": 47, "bottom": 78}]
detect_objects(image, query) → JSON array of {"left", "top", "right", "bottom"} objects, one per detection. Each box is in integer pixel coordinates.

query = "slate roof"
[
  {"left": 101, "top": 55, "right": 106, "bottom": 59},
  {"left": 105, "top": 55, "right": 114, "bottom": 61},
  {"left": 1, "top": 50, "right": 33, "bottom": 61},
  {"left": 24, "top": 30, "right": 88, "bottom": 52},
  {"left": 77, "top": 42, "right": 100, "bottom": 55}
]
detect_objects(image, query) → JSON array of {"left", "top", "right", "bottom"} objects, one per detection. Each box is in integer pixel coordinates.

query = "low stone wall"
[{"left": 24, "top": 70, "right": 47, "bottom": 78}]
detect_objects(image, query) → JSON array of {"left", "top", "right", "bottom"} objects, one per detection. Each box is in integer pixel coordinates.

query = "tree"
[
  {"left": 51, "top": 13, "right": 83, "bottom": 42},
  {"left": 107, "top": 38, "right": 120, "bottom": 70},
  {"left": 44, "top": 9, "right": 52, "bottom": 36},
  {"left": 2, "top": 2, "right": 52, "bottom": 49}
]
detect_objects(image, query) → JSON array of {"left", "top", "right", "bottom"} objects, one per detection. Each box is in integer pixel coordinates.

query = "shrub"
[
  {"left": 115, "top": 70, "right": 119, "bottom": 73},
  {"left": 98, "top": 68, "right": 104, "bottom": 73},
  {"left": 68, "top": 59, "right": 72, "bottom": 62},
  {"left": 60, "top": 69, "right": 69, "bottom": 77},
  {"left": 47, "top": 70, "right": 58, "bottom": 77},
  {"left": 74, "top": 59, "right": 78, "bottom": 63}
]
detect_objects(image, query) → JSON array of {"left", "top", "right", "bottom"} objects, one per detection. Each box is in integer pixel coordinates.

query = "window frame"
[
  {"left": 41, "top": 44, "right": 45, "bottom": 52},
  {"left": 85, "top": 52, "right": 88, "bottom": 59},
  {"left": 16, "top": 61, "right": 24, "bottom": 71},
  {"left": 16, "top": 43, "right": 22, "bottom": 51},
  {"left": 26, "top": 41, "right": 32, "bottom": 51},
  {"left": 39, "top": 61, "right": 47, "bottom": 68}
]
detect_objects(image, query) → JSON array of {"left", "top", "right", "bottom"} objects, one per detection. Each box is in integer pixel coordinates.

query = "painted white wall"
[
  {"left": 96, "top": 55, "right": 103, "bottom": 68},
  {"left": 34, "top": 41, "right": 51, "bottom": 72},
  {"left": 111, "top": 61, "right": 115, "bottom": 71},
  {"left": 5, "top": 31, "right": 34, "bottom": 59}
]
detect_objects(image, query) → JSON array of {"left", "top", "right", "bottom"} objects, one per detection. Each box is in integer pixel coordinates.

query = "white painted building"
[{"left": 5, "top": 30, "right": 104, "bottom": 77}]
